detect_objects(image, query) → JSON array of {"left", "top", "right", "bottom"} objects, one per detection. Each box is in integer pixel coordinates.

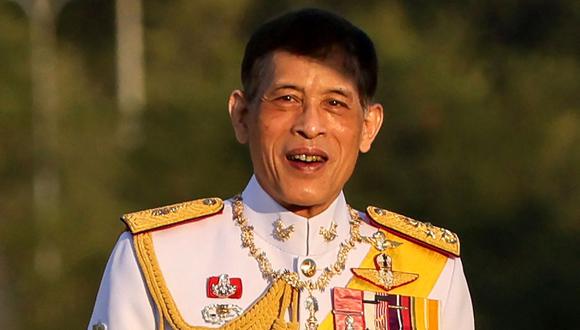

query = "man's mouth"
[
  {"left": 286, "top": 149, "right": 328, "bottom": 171},
  {"left": 287, "top": 154, "right": 325, "bottom": 163}
]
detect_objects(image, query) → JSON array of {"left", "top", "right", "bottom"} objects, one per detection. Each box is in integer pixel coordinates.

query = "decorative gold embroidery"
[
  {"left": 367, "top": 206, "right": 460, "bottom": 256},
  {"left": 122, "top": 198, "right": 223, "bottom": 234},
  {"left": 319, "top": 221, "right": 338, "bottom": 242},
  {"left": 366, "top": 230, "right": 402, "bottom": 251},
  {"left": 351, "top": 231, "right": 419, "bottom": 291},
  {"left": 232, "top": 195, "right": 366, "bottom": 330},
  {"left": 273, "top": 218, "right": 294, "bottom": 241}
]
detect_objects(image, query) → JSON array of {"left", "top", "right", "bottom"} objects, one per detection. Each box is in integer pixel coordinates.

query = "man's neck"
[
  {"left": 281, "top": 202, "right": 334, "bottom": 219},
  {"left": 242, "top": 175, "right": 343, "bottom": 219}
]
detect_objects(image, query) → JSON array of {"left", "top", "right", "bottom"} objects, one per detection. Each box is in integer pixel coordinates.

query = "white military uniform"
[{"left": 89, "top": 176, "right": 474, "bottom": 329}]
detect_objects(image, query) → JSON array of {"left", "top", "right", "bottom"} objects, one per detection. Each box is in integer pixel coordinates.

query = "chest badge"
[
  {"left": 273, "top": 218, "right": 295, "bottom": 241},
  {"left": 319, "top": 220, "right": 338, "bottom": 242},
  {"left": 207, "top": 274, "right": 242, "bottom": 299},
  {"left": 201, "top": 303, "right": 243, "bottom": 325},
  {"left": 352, "top": 253, "right": 419, "bottom": 291},
  {"left": 352, "top": 230, "right": 419, "bottom": 291}
]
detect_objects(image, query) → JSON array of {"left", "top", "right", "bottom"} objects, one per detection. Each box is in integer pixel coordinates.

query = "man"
[{"left": 89, "top": 8, "right": 474, "bottom": 330}]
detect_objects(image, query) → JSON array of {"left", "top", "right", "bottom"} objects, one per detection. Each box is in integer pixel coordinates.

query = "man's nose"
[{"left": 292, "top": 100, "right": 326, "bottom": 139}]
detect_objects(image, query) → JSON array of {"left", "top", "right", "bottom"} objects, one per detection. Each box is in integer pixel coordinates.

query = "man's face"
[{"left": 229, "top": 50, "right": 383, "bottom": 217}]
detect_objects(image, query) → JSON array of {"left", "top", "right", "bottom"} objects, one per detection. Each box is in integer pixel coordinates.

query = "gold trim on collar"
[
  {"left": 121, "top": 198, "right": 223, "bottom": 234},
  {"left": 366, "top": 206, "right": 460, "bottom": 257}
]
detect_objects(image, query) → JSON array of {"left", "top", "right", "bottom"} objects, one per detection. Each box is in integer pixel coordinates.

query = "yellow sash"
[{"left": 319, "top": 230, "right": 448, "bottom": 329}]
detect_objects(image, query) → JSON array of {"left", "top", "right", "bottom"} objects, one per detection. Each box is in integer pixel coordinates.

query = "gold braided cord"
[
  {"left": 134, "top": 233, "right": 168, "bottom": 329},
  {"left": 232, "top": 195, "right": 365, "bottom": 292},
  {"left": 133, "top": 231, "right": 299, "bottom": 329}
]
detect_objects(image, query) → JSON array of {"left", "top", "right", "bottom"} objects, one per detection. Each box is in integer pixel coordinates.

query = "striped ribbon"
[{"left": 333, "top": 287, "right": 439, "bottom": 330}]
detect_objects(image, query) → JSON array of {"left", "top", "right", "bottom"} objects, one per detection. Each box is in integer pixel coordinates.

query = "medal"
[
  {"left": 352, "top": 230, "right": 419, "bottom": 291},
  {"left": 305, "top": 291, "right": 319, "bottom": 330},
  {"left": 207, "top": 274, "right": 242, "bottom": 299},
  {"left": 201, "top": 303, "right": 243, "bottom": 325}
]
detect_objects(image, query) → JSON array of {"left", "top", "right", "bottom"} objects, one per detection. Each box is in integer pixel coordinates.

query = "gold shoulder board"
[
  {"left": 121, "top": 197, "right": 224, "bottom": 234},
  {"left": 366, "top": 206, "right": 460, "bottom": 257}
]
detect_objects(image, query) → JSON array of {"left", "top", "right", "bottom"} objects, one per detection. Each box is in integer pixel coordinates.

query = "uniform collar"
[{"left": 240, "top": 175, "right": 350, "bottom": 257}]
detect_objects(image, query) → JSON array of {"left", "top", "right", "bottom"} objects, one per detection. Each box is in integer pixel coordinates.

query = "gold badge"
[
  {"left": 273, "top": 218, "right": 294, "bottom": 241},
  {"left": 351, "top": 253, "right": 419, "bottom": 291},
  {"left": 300, "top": 258, "right": 317, "bottom": 277},
  {"left": 319, "top": 221, "right": 338, "bottom": 242},
  {"left": 305, "top": 293, "right": 320, "bottom": 330},
  {"left": 210, "top": 274, "right": 240, "bottom": 298},
  {"left": 367, "top": 230, "right": 402, "bottom": 251},
  {"left": 201, "top": 303, "right": 243, "bottom": 325},
  {"left": 352, "top": 230, "right": 418, "bottom": 291}
]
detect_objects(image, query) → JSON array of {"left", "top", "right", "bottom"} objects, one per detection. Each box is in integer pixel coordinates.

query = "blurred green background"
[{"left": 0, "top": 0, "right": 578, "bottom": 329}]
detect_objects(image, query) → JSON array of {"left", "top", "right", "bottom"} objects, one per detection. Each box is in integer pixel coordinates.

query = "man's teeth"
[{"left": 289, "top": 154, "right": 323, "bottom": 162}]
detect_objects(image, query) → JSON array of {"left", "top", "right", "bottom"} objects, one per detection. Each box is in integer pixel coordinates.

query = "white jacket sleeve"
[
  {"left": 88, "top": 232, "right": 157, "bottom": 330},
  {"left": 440, "top": 258, "right": 475, "bottom": 330}
]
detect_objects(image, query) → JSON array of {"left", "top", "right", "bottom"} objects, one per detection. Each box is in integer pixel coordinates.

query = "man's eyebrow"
[
  {"left": 326, "top": 88, "right": 353, "bottom": 98},
  {"left": 268, "top": 84, "right": 353, "bottom": 98},
  {"left": 271, "top": 84, "right": 303, "bottom": 92}
]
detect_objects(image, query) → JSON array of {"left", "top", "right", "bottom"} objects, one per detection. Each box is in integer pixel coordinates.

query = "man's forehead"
[{"left": 258, "top": 50, "right": 359, "bottom": 91}]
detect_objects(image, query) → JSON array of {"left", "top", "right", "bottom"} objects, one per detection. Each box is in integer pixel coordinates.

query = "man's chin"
[{"left": 275, "top": 188, "right": 337, "bottom": 216}]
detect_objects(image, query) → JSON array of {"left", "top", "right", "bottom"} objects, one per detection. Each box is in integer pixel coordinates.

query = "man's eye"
[
  {"left": 279, "top": 95, "right": 295, "bottom": 102},
  {"left": 328, "top": 99, "right": 347, "bottom": 107}
]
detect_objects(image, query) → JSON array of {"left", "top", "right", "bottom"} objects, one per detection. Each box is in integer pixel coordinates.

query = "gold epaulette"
[
  {"left": 121, "top": 197, "right": 224, "bottom": 234},
  {"left": 366, "top": 206, "right": 460, "bottom": 257}
]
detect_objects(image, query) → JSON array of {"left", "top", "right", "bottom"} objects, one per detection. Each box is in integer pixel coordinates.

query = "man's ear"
[
  {"left": 359, "top": 102, "right": 384, "bottom": 153},
  {"left": 228, "top": 90, "right": 250, "bottom": 144}
]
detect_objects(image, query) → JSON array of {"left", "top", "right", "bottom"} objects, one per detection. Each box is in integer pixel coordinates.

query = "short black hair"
[{"left": 241, "top": 8, "right": 378, "bottom": 105}]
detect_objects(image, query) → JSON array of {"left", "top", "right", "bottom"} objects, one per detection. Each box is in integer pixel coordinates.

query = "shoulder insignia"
[
  {"left": 121, "top": 197, "right": 224, "bottom": 234},
  {"left": 366, "top": 206, "right": 460, "bottom": 257}
]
